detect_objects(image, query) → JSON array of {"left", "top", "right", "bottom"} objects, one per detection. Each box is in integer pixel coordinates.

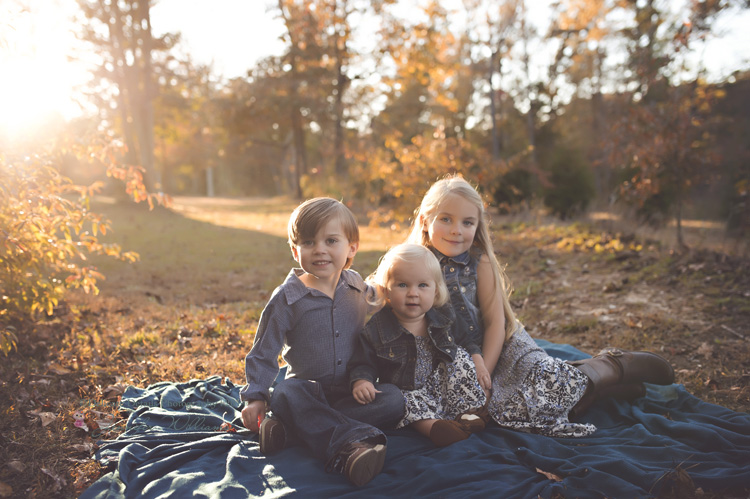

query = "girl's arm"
[{"left": 477, "top": 254, "right": 506, "bottom": 374}]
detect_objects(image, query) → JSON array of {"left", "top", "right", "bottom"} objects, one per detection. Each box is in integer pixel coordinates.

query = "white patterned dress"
[
  {"left": 488, "top": 327, "right": 596, "bottom": 437},
  {"left": 398, "top": 335, "right": 487, "bottom": 428}
]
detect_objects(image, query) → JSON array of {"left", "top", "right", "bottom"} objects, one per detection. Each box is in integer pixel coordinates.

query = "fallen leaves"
[
  {"left": 40, "top": 467, "right": 67, "bottom": 493},
  {"left": 48, "top": 362, "right": 72, "bottom": 375},
  {"left": 536, "top": 468, "right": 563, "bottom": 482},
  {"left": 0, "top": 482, "right": 12, "bottom": 498},
  {"left": 697, "top": 342, "right": 714, "bottom": 359},
  {"left": 102, "top": 383, "right": 126, "bottom": 400},
  {"left": 28, "top": 410, "right": 57, "bottom": 427}
]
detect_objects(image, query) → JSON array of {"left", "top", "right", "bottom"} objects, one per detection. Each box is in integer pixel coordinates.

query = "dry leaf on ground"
[{"left": 536, "top": 468, "right": 563, "bottom": 482}]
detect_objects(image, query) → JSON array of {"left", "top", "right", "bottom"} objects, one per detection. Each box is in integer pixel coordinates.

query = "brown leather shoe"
[
  {"left": 337, "top": 441, "right": 387, "bottom": 487},
  {"left": 569, "top": 348, "right": 674, "bottom": 388},
  {"left": 258, "top": 417, "right": 286, "bottom": 455},
  {"left": 569, "top": 382, "right": 646, "bottom": 420},
  {"left": 568, "top": 348, "right": 674, "bottom": 419},
  {"left": 457, "top": 412, "right": 486, "bottom": 433}
]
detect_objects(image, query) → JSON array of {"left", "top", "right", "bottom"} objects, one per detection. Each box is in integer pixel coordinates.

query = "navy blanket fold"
[{"left": 81, "top": 340, "right": 750, "bottom": 498}]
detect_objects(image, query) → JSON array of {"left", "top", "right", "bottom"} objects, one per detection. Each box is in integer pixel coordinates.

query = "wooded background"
[
  {"left": 6, "top": 0, "right": 749, "bottom": 231},
  {"left": 2, "top": 0, "right": 750, "bottom": 335}
]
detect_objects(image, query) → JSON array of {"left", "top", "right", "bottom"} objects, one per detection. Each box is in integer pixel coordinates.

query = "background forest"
[{"left": 3, "top": 0, "right": 750, "bottom": 233}]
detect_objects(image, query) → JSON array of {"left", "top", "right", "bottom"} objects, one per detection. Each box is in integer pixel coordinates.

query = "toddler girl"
[
  {"left": 349, "top": 244, "right": 488, "bottom": 446},
  {"left": 408, "top": 175, "right": 674, "bottom": 437}
]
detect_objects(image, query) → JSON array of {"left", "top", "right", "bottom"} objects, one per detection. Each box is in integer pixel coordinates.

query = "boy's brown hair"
[{"left": 287, "top": 197, "right": 360, "bottom": 269}]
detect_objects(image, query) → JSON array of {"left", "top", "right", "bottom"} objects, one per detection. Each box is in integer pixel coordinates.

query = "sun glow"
[{"left": 0, "top": 1, "right": 89, "bottom": 144}]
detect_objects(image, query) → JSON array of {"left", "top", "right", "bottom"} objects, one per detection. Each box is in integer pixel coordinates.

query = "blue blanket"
[{"left": 81, "top": 340, "right": 750, "bottom": 498}]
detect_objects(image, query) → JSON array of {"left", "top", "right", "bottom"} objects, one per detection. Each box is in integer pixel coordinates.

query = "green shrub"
[
  {"left": 492, "top": 168, "right": 535, "bottom": 213},
  {"left": 542, "top": 146, "right": 595, "bottom": 219}
]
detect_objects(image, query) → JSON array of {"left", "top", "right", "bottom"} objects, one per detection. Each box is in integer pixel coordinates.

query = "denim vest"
[
  {"left": 349, "top": 305, "right": 464, "bottom": 391},
  {"left": 431, "top": 247, "right": 484, "bottom": 355}
]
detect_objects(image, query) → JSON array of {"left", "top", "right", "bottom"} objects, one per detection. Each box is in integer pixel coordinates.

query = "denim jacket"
[
  {"left": 432, "top": 247, "right": 485, "bottom": 352},
  {"left": 348, "top": 304, "right": 473, "bottom": 391}
]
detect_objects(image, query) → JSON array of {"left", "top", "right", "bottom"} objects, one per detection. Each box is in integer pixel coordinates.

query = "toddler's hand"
[
  {"left": 241, "top": 400, "right": 266, "bottom": 432},
  {"left": 472, "top": 354, "right": 492, "bottom": 394},
  {"left": 352, "top": 379, "right": 380, "bottom": 404}
]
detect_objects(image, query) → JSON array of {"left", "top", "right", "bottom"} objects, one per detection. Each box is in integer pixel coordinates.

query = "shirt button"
[
  {"left": 461, "top": 286, "right": 466, "bottom": 293},
  {"left": 461, "top": 306, "right": 465, "bottom": 311},
  {"left": 470, "top": 326, "right": 475, "bottom": 330},
  {"left": 337, "top": 360, "right": 342, "bottom": 365},
  {"left": 448, "top": 336, "right": 453, "bottom": 341},
  {"left": 449, "top": 267, "right": 455, "bottom": 272},
  {"left": 453, "top": 286, "right": 458, "bottom": 291}
]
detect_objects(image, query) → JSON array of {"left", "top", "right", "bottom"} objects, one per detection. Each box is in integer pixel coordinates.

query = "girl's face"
[
  {"left": 423, "top": 193, "right": 480, "bottom": 258},
  {"left": 384, "top": 259, "right": 436, "bottom": 324}
]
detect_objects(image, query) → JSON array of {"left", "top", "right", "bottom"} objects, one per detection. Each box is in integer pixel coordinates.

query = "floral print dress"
[{"left": 398, "top": 335, "right": 487, "bottom": 428}]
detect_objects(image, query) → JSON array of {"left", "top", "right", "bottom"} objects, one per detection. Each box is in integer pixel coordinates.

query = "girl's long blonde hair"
[
  {"left": 367, "top": 244, "right": 449, "bottom": 309},
  {"left": 407, "top": 174, "right": 517, "bottom": 339}
]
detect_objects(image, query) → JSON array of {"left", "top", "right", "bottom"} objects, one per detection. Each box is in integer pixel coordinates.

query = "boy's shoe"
[
  {"left": 259, "top": 417, "right": 286, "bottom": 455},
  {"left": 335, "top": 441, "right": 387, "bottom": 487}
]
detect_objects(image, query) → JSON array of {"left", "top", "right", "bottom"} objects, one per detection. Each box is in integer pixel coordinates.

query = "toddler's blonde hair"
[
  {"left": 367, "top": 244, "right": 449, "bottom": 308},
  {"left": 407, "top": 174, "right": 517, "bottom": 338}
]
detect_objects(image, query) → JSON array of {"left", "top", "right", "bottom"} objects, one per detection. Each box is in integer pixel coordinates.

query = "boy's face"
[
  {"left": 385, "top": 259, "right": 436, "bottom": 324},
  {"left": 291, "top": 218, "right": 358, "bottom": 281},
  {"left": 423, "top": 193, "right": 479, "bottom": 258}
]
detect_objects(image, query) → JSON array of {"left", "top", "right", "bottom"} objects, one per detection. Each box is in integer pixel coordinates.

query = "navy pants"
[{"left": 269, "top": 378, "right": 404, "bottom": 462}]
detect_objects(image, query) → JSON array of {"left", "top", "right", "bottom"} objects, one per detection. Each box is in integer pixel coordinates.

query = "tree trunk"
[
  {"left": 135, "top": 0, "right": 155, "bottom": 192},
  {"left": 489, "top": 49, "right": 500, "bottom": 160},
  {"left": 291, "top": 106, "right": 306, "bottom": 199}
]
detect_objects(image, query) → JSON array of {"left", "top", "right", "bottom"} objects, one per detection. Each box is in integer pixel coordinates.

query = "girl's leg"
[
  {"left": 410, "top": 418, "right": 438, "bottom": 438},
  {"left": 410, "top": 418, "right": 475, "bottom": 447}
]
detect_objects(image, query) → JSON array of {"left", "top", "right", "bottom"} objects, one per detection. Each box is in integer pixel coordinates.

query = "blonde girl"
[
  {"left": 408, "top": 175, "right": 674, "bottom": 437},
  {"left": 349, "top": 244, "right": 488, "bottom": 446}
]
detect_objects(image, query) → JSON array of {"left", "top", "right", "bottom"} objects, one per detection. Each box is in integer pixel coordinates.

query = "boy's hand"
[
  {"left": 352, "top": 379, "right": 380, "bottom": 404},
  {"left": 241, "top": 400, "right": 266, "bottom": 432},
  {"left": 472, "top": 354, "right": 492, "bottom": 397}
]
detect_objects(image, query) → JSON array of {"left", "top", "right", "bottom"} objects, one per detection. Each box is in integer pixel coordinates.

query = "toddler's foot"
[
  {"left": 331, "top": 440, "right": 387, "bottom": 487},
  {"left": 457, "top": 413, "right": 486, "bottom": 433},
  {"left": 430, "top": 420, "right": 473, "bottom": 447},
  {"left": 259, "top": 417, "right": 286, "bottom": 455}
]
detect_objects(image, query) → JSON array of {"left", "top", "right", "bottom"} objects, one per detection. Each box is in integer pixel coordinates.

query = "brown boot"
[
  {"left": 569, "top": 382, "right": 646, "bottom": 420},
  {"left": 568, "top": 348, "right": 674, "bottom": 418}
]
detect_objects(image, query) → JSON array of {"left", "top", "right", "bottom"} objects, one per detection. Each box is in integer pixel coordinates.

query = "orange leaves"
[{"left": 0, "top": 150, "right": 148, "bottom": 338}]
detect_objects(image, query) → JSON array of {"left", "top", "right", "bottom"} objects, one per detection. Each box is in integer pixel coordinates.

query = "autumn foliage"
[{"left": 0, "top": 134, "right": 165, "bottom": 355}]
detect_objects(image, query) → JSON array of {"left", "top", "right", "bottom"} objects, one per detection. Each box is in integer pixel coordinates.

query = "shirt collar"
[
  {"left": 429, "top": 247, "right": 471, "bottom": 266},
  {"left": 376, "top": 305, "right": 453, "bottom": 343},
  {"left": 282, "top": 268, "right": 366, "bottom": 304}
]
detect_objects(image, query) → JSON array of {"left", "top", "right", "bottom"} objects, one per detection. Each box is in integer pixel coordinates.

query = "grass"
[{"left": 0, "top": 196, "right": 748, "bottom": 498}]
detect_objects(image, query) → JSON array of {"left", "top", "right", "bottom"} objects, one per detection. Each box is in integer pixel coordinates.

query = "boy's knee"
[
  {"left": 375, "top": 383, "right": 406, "bottom": 417},
  {"left": 270, "top": 379, "right": 319, "bottom": 410}
]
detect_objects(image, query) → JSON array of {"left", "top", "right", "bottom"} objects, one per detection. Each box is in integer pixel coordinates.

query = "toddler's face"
[
  {"left": 291, "top": 218, "right": 357, "bottom": 280},
  {"left": 385, "top": 259, "right": 436, "bottom": 324},
  {"left": 423, "top": 193, "right": 479, "bottom": 257}
]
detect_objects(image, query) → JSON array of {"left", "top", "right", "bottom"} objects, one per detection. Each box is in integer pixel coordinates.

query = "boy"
[{"left": 240, "top": 197, "right": 404, "bottom": 487}]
